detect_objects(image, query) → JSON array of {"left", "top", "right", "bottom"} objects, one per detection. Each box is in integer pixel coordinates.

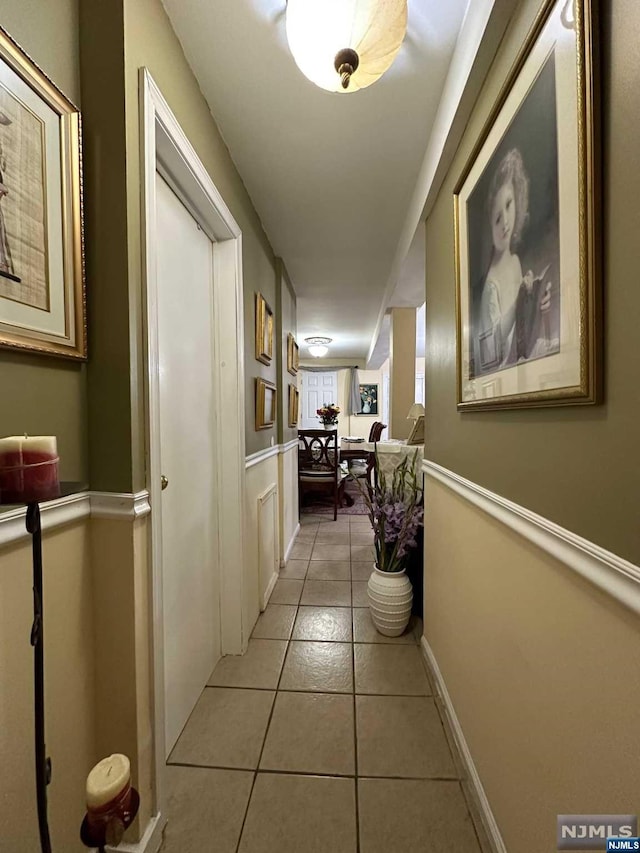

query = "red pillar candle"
[
  {"left": 0, "top": 435, "right": 60, "bottom": 504},
  {"left": 81, "top": 754, "right": 139, "bottom": 849}
]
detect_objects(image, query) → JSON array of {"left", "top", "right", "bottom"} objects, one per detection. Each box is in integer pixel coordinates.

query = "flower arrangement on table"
[
  {"left": 316, "top": 403, "right": 340, "bottom": 426},
  {"left": 360, "top": 449, "right": 424, "bottom": 573}
]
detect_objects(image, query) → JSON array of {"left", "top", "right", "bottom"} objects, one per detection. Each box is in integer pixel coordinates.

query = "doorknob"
[{"left": 161, "top": 474, "right": 169, "bottom": 491}]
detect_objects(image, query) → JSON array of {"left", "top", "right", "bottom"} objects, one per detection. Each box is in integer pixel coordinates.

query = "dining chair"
[
  {"left": 349, "top": 422, "right": 387, "bottom": 481},
  {"left": 298, "top": 429, "right": 348, "bottom": 521}
]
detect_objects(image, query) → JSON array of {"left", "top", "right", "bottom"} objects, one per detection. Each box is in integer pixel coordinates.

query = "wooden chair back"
[
  {"left": 298, "top": 429, "right": 338, "bottom": 474},
  {"left": 368, "top": 421, "right": 387, "bottom": 443}
]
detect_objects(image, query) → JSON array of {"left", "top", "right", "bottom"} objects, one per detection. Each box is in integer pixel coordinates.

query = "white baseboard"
[
  {"left": 420, "top": 636, "right": 506, "bottom": 853},
  {"left": 262, "top": 570, "right": 279, "bottom": 609},
  {"left": 281, "top": 522, "right": 301, "bottom": 567},
  {"left": 106, "top": 812, "right": 165, "bottom": 853}
]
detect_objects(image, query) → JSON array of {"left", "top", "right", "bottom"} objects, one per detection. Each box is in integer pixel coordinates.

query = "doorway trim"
[{"left": 140, "top": 68, "right": 247, "bottom": 815}]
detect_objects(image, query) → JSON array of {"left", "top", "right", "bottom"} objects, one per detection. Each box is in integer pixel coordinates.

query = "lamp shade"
[
  {"left": 305, "top": 336, "right": 332, "bottom": 358},
  {"left": 308, "top": 345, "right": 329, "bottom": 358},
  {"left": 286, "top": 0, "right": 408, "bottom": 94},
  {"left": 406, "top": 403, "right": 425, "bottom": 420}
]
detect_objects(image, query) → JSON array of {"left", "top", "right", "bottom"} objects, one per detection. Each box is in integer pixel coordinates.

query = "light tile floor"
[{"left": 160, "top": 514, "right": 483, "bottom": 853}]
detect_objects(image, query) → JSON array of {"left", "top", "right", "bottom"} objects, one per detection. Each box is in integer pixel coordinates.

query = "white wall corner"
[
  {"left": 90, "top": 490, "right": 151, "bottom": 520},
  {"left": 106, "top": 812, "right": 165, "bottom": 853},
  {"left": 281, "top": 522, "right": 301, "bottom": 567},
  {"left": 262, "top": 570, "right": 279, "bottom": 610}
]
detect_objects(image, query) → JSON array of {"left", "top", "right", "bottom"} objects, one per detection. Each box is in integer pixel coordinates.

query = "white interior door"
[
  {"left": 156, "top": 174, "right": 221, "bottom": 756},
  {"left": 301, "top": 372, "right": 338, "bottom": 429}
]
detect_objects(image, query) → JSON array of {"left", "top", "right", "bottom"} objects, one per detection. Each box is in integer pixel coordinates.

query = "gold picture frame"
[
  {"left": 256, "top": 377, "right": 277, "bottom": 430},
  {"left": 454, "top": 0, "right": 600, "bottom": 410},
  {"left": 255, "top": 292, "right": 274, "bottom": 365},
  {"left": 288, "top": 383, "right": 299, "bottom": 427},
  {"left": 286, "top": 332, "right": 299, "bottom": 376},
  {"left": 0, "top": 27, "right": 86, "bottom": 359}
]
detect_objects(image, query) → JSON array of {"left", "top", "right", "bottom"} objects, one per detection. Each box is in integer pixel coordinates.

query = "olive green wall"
[
  {"left": 121, "top": 0, "right": 278, "bottom": 468},
  {"left": 276, "top": 260, "right": 298, "bottom": 445},
  {"left": 80, "top": 0, "right": 133, "bottom": 493},
  {"left": 0, "top": 0, "right": 87, "bottom": 485},
  {"left": 425, "top": 0, "right": 640, "bottom": 565}
]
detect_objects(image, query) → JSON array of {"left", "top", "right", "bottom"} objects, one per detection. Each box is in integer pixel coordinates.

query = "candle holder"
[
  {"left": 0, "top": 434, "right": 64, "bottom": 851},
  {"left": 26, "top": 500, "right": 53, "bottom": 853},
  {"left": 80, "top": 781, "right": 140, "bottom": 850}
]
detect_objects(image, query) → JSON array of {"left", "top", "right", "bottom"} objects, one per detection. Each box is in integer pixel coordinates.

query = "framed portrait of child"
[{"left": 454, "top": 0, "right": 600, "bottom": 411}]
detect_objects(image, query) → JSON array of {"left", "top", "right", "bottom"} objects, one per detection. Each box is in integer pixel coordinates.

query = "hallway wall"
[
  {"left": 0, "top": 5, "right": 95, "bottom": 852},
  {"left": 425, "top": 0, "right": 638, "bottom": 565},
  {"left": 0, "top": 519, "right": 95, "bottom": 853},
  {"left": 423, "top": 0, "right": 640, "bottom": 850},
  {"left": 122, "top": 0, "right": 279, "bottom": 474},
  {"left": 0, "top": 0, "right": 88, "bottom": 486}
]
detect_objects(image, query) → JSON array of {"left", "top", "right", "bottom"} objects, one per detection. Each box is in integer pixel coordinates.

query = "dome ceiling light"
[
  {"left": 286, "top": 0, "right": 408, "bottom": 94},
  {"left": 305, "top": 336, "right": 332, "bottom": 358}
]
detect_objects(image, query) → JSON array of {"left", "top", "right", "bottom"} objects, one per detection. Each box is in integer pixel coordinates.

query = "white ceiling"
[{"left": 161, "top": 0, "right": 469, "bottom": 359}]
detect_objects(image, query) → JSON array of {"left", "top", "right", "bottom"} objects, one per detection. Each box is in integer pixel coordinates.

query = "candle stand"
[
  {"left": 0, "top": 431, "right": 139, "bottom": 852},
  {"left": 27, "top": 501, "right": 53, "bottom": 853}
]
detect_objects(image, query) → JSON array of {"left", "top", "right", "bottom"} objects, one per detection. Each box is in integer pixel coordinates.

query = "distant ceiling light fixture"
[
  {"left": 305, "top": 336, "right": 332, "bottom": 357},
  {"left": 286, "top": 0, "right": 408, "bottom": 94}
]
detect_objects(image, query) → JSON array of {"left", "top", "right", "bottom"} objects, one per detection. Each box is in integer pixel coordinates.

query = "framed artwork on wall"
[
  {"left": 256, "top": 377, "right": 277, "bottom": 430},
  {"left": 287, "top": 332, "right": 299, "bottom": 376},
  {"left": 255, "top": 292, "right": 274, "bottom": 365},
  {"left": 356, "top": 383, "right": 378, "bottom": 416},
  {"left": 454, "top": 0, "right": 599, "bottom": 411},
  {"left": 288, "top": 382, "right": 299, "bottom": 427},
  {"left": 0, "top": 27, "right": 86, "bottom": 359}
]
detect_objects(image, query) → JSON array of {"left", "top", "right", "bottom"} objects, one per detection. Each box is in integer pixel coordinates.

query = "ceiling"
[{"left": 161, "top": 0, "right": 469, "bottom": 360}]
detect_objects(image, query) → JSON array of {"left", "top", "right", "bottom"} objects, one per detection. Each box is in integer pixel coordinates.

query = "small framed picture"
[
  {"left": 287, "top": 332, "right": 299, "bottom": 376},
  {"left": 454, "top": 0, "right": 599, "bottom": 410},
  {"left": 0, "top": 27, "right": 86, "bottom": 359},
  {"left": 256, "top": 377, "right": 277, "bottom": 430},
  {"left": 255, "top": 292, "right": 274, "bottom": 365},
  {"left": 356, "top": 383, "right": 378, "bottom": 416},
  {"left": 288, "top": 383, "right": 299, "bottom": 427}
]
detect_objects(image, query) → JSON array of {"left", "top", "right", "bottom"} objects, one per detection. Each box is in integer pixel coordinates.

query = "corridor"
[{"left": 159, "top": 514, "right": 483, "bottom": 853}]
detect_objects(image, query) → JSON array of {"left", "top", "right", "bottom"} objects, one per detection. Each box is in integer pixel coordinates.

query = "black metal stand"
[{"left": 26, "top": 502, "right": 52, "bottom": 853}]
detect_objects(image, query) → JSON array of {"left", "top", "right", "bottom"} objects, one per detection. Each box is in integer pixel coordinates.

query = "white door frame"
[{"left": 140, "top": 68, "right": 247, "bottom": 815}]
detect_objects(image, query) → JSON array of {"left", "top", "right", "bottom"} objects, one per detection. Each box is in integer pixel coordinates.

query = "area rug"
[{"left": 300, "top": 477, "right": 368, "bottom": 516}]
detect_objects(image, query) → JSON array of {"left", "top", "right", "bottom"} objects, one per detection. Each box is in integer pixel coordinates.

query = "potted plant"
[
  {"left": 359, "top": 449, "right": 424, "bottom": 636},
  {"left": 316, "top": 403, "right": 340, "bottom": 429}
]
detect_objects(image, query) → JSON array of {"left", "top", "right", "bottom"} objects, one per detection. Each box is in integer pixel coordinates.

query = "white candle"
[
  {"left": 21, "top": 435, "right": 57, "bottom": 457},
  {"left": 86, "top": 754, "right": 131, "bottom": 809},
  {"left": 0, "top": 436, "right": 25, "bottom": 465}
]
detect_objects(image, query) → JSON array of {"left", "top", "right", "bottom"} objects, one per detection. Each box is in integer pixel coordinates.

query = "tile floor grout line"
[
  {"left": 165, "top": 758, "right": 461, "bottom": 783},
  {"left": 234, "top": 769, "right": 257, "bottom": 853},
  {"left": 351, "top": 597, "right": 362, "bottom": 853},
  {"left": 204, "top": 683, "right": 433, "bottom": 699},
  {"left": 233, "top": 593, "right": 300, "bottom": 853}
]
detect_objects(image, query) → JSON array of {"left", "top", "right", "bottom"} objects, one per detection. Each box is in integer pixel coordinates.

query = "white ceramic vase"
[
  {"left": 367, "top": 566, "right": 413, "bottom": 637},
  {"left": 323, "top": 422, "right": 336, "bottom": 430}
]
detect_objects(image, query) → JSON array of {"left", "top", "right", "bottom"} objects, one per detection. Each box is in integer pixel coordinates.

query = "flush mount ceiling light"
[
  {"left": 286, "top": 0, "right": 408, "bottom": 94},
  {"left": 305, "top": 336, "right": 332, "bottom": 357}
]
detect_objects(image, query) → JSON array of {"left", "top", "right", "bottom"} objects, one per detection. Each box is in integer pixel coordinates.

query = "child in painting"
[{"left": 475, "top": 148, "right": 551, "bottom": 373}]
